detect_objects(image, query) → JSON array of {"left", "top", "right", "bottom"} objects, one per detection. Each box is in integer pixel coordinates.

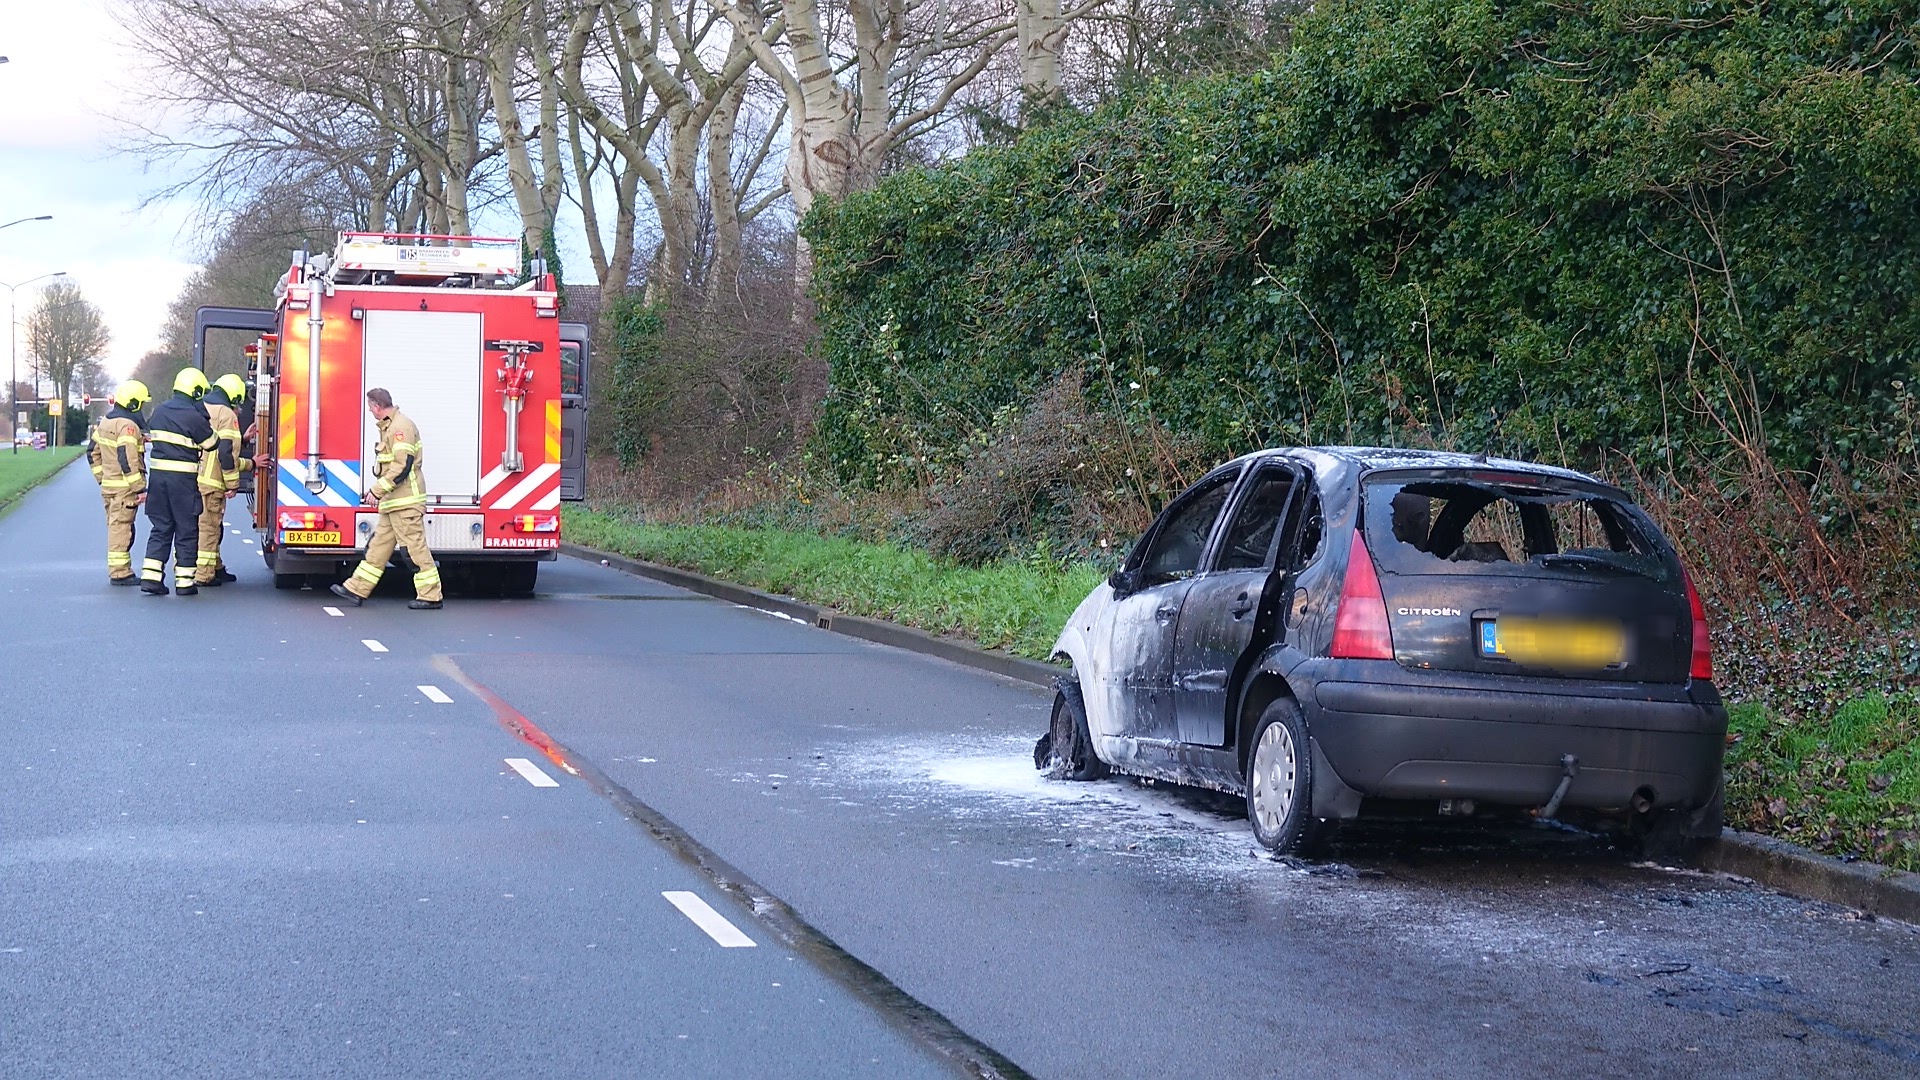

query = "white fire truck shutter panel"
[{"left": 360, "top": 310, "right": 483, "bottom": 502}]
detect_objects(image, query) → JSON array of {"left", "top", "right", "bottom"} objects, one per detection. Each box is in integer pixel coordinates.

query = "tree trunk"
[{"left": 1016, "top": 0, "right": 1068, "bottom": 114}]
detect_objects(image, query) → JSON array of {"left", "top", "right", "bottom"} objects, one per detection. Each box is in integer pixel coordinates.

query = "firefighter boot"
[
  {"left": 328, "top": 583, "right": 364, "bottom": 607},
  {"left": 195, "top": 490, "right": 226, "bottom": 586}
]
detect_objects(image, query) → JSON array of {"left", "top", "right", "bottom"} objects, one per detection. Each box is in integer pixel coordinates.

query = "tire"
[
  {"left": 499, "top": 560, "right": 538, "bottom": 596},
  {"left": 1246, "top": 698, "right": 1323, "bottom": 854},
  {"left": 1037, "top": 680, "right": 1109, "bottom": 781}
]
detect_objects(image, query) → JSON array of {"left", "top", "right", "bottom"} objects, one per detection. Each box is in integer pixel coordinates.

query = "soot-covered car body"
[{"left": 1042, "top": 447, "right": 1727, "bottom": 853}]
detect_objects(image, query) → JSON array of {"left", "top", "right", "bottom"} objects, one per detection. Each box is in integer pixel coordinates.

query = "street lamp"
[
  {"left": 2, "top": 215, "right": 52, "bottom": 231},
  {"left": 4, "top": 271, "right": 68, "bottom": 454}
]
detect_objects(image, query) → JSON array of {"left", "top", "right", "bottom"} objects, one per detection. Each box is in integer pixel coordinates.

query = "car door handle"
[
  {"left": 1155, "top": 605, "right": 1179, "bottom": 625},
  {"left": 1230, "top": 593, "right": 1254, "bottom": 618}
]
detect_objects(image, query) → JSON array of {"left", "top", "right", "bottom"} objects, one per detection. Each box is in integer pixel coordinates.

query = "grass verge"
[
  {"left": 0, "top": 447, "right": 84, "bottom": 512},
  {"left": 1727, "top": 695, "right": 1920, "bottom": 872},
  {"left": 565, "top": 506, "right": 1102, "bottom": 659}
]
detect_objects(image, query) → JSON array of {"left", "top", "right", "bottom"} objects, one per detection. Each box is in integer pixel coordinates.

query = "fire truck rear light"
[
  {"left": 533, "top": 295, "right": 557, "bottom": 318},
  {"left": 514, "top": 514, "right": 559, "bottom": 533},
  {"left": 285, "top": 286, "right": 310, "bottom": 310}
]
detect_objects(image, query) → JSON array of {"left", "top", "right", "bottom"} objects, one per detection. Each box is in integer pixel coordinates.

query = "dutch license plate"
[
  {"left": 1481, "top": 618, "right": 1625, "bottom": 668},
  {"left": 283, "top": 530, "right": 342, "bottom": 546}
]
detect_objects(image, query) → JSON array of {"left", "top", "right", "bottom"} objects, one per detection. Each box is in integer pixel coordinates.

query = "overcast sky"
[
  {"left": 2, "top": 2, "right": 594, "bottom": 388},
  {"left": 1, "top": 2, "right": 201, "bottom": 383}
]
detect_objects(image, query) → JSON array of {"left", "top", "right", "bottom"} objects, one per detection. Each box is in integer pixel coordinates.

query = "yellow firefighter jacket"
[
  {"left": 89, "top": 414, "right": 146, "bottom": 494},
  {"left": 371, "top": 410, "right": 427, "bottom": 511},
  {"left": 198, "top": 399, "right": 253, "bottom": 494}
]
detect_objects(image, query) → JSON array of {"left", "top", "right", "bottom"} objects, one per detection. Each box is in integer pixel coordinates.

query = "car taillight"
[
  {"left": 1330, "top": 531, "right": 1394, "bottom": 660},
  {"left": 513, "top": 514, "right": 559, "bottom": 533},
  {"left": 1683, "top": 569, "right": 1714, "bottom": 682}
]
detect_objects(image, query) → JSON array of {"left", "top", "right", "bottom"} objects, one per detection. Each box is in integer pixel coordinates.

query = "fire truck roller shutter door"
[{"left": 359, "top": 310, "right": 482, "bottom": 502}]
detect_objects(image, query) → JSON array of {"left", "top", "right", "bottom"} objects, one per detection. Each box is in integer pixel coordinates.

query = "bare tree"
[
  {"left": 114, "top": 0, "right": 504, "bottom": 234},
  {"left": 706, "top": 0, "right": 1107, "bottom": 289},
  {"left": 25, "top": 282, "right": 111, "bottom": 446}
]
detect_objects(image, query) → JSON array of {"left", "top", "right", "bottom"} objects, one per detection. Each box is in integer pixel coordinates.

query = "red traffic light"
[{"left": 81, "top": 394, "right": 91, "bottom": 406}]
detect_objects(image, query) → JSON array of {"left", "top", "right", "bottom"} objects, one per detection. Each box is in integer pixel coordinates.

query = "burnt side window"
[
  {"left": 1137, "top": 471, "right": 1237, "bottom": 582},
  {"left": 1218, "top": 468, "right": 1296, "bottom": 570},
  {"left": 1366, "top": 476, "right": 1671, "bottom": 581},
  {"left": 1292, "top": 491, "right": 1323, "bottom": 569}
]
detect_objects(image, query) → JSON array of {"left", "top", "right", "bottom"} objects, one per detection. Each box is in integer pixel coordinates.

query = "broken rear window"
[{"left": 1361, "top": 474, "right": 1675, "bottom": 582}]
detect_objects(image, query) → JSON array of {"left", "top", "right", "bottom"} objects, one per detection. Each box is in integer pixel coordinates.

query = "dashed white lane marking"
[
  {"left": 662, "top": 892, "right": 757, "bottom": 948},
  {"left": 504, "top": 757, "right": 560, "bottom": 787},
  {"left": 362, "top": 639, "right": 388, "bottom": 653},
  {"left": 324, "top": 607, "right": 345, "bottom": 617},
  {"left": 418, "top": 685, "right": 453, "bottom": 704}
]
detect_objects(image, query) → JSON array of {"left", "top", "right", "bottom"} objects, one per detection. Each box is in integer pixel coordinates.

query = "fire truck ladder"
[{"left": 328, "top": 232, "right": 524, "bottom": 288}]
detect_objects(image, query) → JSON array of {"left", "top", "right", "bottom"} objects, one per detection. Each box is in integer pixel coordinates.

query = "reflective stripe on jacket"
[
  {"left": 199, "top": 400, "right": 250, "bottom": 492},
  {"left": 371, "top": 410, "right": 427, "bottom": 511},
  {"left": 89, "top": 413, "right": 146, "bottom": 493},
  {"left": 147, "top": 392, "right": 216, "bottom": 477}
]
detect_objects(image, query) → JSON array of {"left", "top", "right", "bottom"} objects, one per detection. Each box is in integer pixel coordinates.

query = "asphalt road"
[{"left": 4, "top": 461, "right": 1919, "bottom": 1079}]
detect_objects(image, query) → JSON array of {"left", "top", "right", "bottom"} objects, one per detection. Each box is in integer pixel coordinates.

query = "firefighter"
[
  {"left": 140, "top": 368, "right": 217, "bottom": 596},
  {"left": 330, "top": 388, "right": 443, "bottom": 609},
  {"left": 89, "top": 380, "right": 150, "bottom": 585},
  {"left": 194, "top": 373, "right": 253, "bottom": 587}
]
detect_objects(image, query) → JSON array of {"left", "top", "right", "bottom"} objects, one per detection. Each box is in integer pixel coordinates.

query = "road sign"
[{"left": 47, "top": 400, "right": 62, "bottom": 416}]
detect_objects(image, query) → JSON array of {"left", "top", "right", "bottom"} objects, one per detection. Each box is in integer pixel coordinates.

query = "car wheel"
[
  {"left": 1246, "top": 698, "right": 1322, "bottom": 854},
  {"left": 1036, "top": 680, "right": 1109, "bottom": 781}
]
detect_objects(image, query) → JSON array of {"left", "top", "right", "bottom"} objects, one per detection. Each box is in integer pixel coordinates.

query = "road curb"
[
  {"left": 559, "top": 542, "right": 1063, "bottom": 688},
  {"left": 1696, "top": 829, "right": 1920, "bottom": 925},
  {"left": 562, "top": 538, "right": 1919, "bottom": 924}
]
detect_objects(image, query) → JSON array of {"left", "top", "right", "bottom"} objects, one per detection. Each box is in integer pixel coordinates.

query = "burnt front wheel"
[
  {"left": 1246, "top": 698, "right": 1326, "bottom": 855},
  {"left": 1035, "top": 680, "right": 1109, "bottom": 782}
]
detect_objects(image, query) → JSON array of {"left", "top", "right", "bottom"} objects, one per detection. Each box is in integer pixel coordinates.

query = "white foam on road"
[
  {"left": 418, "top": 685, "right": 453, "bottom": 704},
  {"left": 361, "top": 639, "right": 387, "bottom": 653},
  {"left": 504, "top": 758, "right": 559, "bottom": 787},
  {"left": 662, "top": 891, "right": 756, "bottom": 948}
]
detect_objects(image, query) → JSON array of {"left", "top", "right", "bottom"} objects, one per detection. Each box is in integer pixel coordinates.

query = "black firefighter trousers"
[{"left": 142, "top": 471, "right": 203, "bottom": 590}]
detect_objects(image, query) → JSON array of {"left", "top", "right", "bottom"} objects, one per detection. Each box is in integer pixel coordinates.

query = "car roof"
[{"left": 1226, "top": 445, "right": 1613, "bottom": 489}]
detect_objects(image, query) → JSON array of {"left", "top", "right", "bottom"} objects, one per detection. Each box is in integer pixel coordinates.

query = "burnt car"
[{"left": 1038, "top": 447, "right": 1726, "bottom": 855}]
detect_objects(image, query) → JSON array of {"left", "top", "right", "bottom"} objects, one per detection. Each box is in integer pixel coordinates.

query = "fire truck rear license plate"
[{"left": 282, "top": 530, "right": 342, "bottom": 545}]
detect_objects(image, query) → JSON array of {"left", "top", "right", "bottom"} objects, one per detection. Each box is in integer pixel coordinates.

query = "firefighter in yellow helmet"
[
  {"left": 89, "top": 380, "right": 150, "bottom": 585},
  {"left": 330, "top": 388, "right": 442, "bottom": 609},
  {"left": 141, "top": 368, "right": 217, "bottom": 596},
  {"left": 194, "top": 372, "right": 254, "bottom": 586}
]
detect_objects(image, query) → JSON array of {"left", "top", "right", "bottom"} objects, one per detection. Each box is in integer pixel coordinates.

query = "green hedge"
[{"left": 807, "top": 0, "right": 1920, "bottom": 482}]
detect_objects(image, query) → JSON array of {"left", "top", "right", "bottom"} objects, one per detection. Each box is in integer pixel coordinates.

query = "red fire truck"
[{"left": 192, "top": 232, "right": 590, "bottom": 595}]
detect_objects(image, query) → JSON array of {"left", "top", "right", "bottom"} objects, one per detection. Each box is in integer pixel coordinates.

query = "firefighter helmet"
[
  {"left": 113, "top": 380, "right": 150, "bottom": 410},
  {"left": 214, "top": 373, "right": 247, "bottom": 403},
  {"left": 173, "top": 368, "right": 210, "bottom": 399}
]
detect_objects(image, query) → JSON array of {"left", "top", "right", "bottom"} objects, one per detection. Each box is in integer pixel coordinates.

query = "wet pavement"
[{"left": 8, "top": 462, "right": 1917, "bottom": 1078}]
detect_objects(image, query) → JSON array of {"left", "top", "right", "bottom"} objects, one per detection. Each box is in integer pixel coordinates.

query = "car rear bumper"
[{"left": 1299, "top": 660, "right": 1727, "bottom": 813}]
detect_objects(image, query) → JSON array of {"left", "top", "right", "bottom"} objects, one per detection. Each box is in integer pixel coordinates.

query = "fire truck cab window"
[{"left": 560, "top": 343, "right": 583, "bottom": 397}]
